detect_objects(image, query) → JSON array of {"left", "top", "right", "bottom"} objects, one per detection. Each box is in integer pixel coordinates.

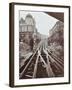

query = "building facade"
[{"left": 19, "top": 14, "right": 37, "bottom": 44}]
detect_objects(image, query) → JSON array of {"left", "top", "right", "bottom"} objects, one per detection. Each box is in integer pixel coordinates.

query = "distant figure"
[{"left": 30, "top": 38, "right": 34, "bottom": 51}]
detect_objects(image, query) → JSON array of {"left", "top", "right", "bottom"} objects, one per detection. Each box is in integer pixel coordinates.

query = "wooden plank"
[
  {"left": 33, "top": 52, "right": 39, "bottom": 78},
  {"left": 43, "top": 48, "right": 55, "bottom": 77},
  {"left": 20, "top": 53, "right": 32, "bottom": 68},
  {"left": 48, "top": 54, "right": 63, "bottom": 72},
  {"left": 20, "top": 49, "right": 38, "bottom": 78}
]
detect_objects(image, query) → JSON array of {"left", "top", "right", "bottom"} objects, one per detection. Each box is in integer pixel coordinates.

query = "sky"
[{"left": 19, "top": 11, "right": 58, "bottom": 36}]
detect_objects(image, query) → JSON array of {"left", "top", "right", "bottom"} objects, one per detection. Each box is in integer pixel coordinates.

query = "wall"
[{"left": 0, "top": 0, "right": 72, "bottom": 90}]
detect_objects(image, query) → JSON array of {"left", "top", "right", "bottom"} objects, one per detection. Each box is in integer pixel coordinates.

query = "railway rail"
[{"left": 19, "top": 39, "right": 64, "bottom": 79}]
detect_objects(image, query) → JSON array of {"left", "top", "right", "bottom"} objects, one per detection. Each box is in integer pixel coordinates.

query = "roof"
[
  {"left": 19, "top": 18, "right": 25, "bottom": 24},
  {"left": 26, "top": 14, "right": 33, "bottom": 18}
]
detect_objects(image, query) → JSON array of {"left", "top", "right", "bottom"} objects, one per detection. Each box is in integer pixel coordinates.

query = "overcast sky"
[{"left": 19, "top": 11, "right": 58, "bottom": 36}]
